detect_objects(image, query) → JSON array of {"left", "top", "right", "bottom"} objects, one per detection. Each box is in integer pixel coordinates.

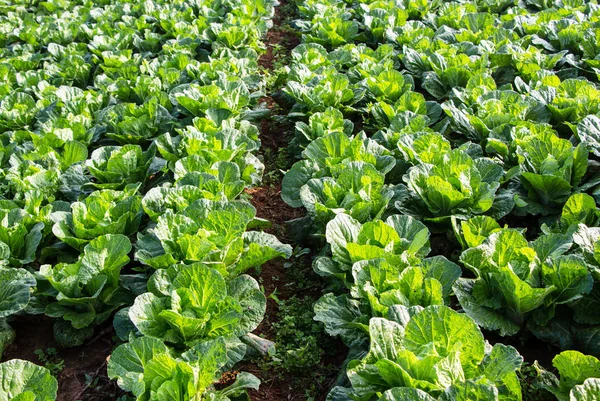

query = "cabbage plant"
[
  {"left": 41, "top": 234, "right": 133, "bottom": 346},
  {"left": 514, "top": 130, "right": 588, "bottom": 214},
  {"left": 129, "top": 264, "right": 265, "bottom": 349},
  {"left": 454, "top": 229, "right": 594, "bottom": 342},
  {"left": 52, "top": 185, "right": 142, "bottom": 250},
  {"left": 314, "top": 213, "right": 431, "bottom": 281},
  {"left": 398, "top": 148, "right": 509, "bottom": 226},
  {"left": 535, "top": 351, "right": 600, "bottom": 401},
  {"left": 330, "top": 306, "right": 523, "bottom": 401},
  {"left": 314, "top": 256, "right": 460, "bottom": 347},
  {"left": 135, "top": 199, "right": 291, "bottom": 274},
  {"left": 108, "top": 336, "right": 259, "bottom": 401}
]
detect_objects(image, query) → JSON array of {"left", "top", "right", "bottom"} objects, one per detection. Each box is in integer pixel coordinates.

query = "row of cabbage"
[
  {"left": 279, "top": 0, "right": 600, "bottom": 400},
  {"left": 0, "top": 0, "right": 292, "bottom": 400}
]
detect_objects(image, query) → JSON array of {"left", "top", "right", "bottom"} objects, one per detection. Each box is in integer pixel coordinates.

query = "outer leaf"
[
  {"left": 0, "top": 268, "right": 36, "bottom": 318},
  {"left": 379, "top": 387, "right": 436, "bottom": 401},
  {"left": 571, "top": 378, "right": 600, "bottom": 401},
  {"left": 0, "top": 360, "right": 57, "bottom": 401},
  {"left": 107, "top": 336, "right": 170, "bottom": 397}
]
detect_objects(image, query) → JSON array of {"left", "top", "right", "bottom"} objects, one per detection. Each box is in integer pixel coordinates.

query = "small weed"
[
  {"left": 519, "top": 363, "right": 554, "bottom": 401},
  {"left": 271, "top": 43, "right": 286, "bottom": 58},
  {"left": 278, "top": 0, "right": 298, "bottom": 20},
  {"left": 83, "top": 372, "right": 101, "bottom": 390},
  {"left": 262, "top": 146, "right": 291, "bottom": 186},
  {"left": 34, "top": 348, "right": 64, "bottom": 376},
  {"left": 258, "top": 296, "right": 322, "bottom": 364},
  {"left": 256, "top": 294, "right": 339, "bottom": 399},
  {"left": 283, "top": 247, "right": 322, "bottom": 291},
  {"left": 74, "top": 367, "right": 127, "bottom": 401}
]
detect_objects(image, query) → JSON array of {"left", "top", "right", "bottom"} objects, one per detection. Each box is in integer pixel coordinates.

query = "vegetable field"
[{"left": 2, "top": 0, "right": 600, "bottom": 400}]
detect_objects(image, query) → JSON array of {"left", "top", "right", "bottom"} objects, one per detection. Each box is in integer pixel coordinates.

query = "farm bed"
[{"left": 2, "top": 0, "right": 600, "bottom": 401}]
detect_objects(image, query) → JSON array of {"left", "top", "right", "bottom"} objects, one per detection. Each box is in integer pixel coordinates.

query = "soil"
[
  {"left": 429, "top": 233, "right": 462, "bottom": 261},
  {"left": 246, "top": 185, "right": 304, "bottom": 237},
  {"left": 258, "top": 0, "right": 300, "bottom": 72},
  {"left": 2, "top": 316, "right": 123, "bottom": 401},
  {"left": 239, "top": 2, "right": 349, "bottom": 400},
  {"left": 242, "top": 184, "right": 348, "bottom": 401},
  {"left": 500, "top": 214, "right": 544, "bottom": 241}
]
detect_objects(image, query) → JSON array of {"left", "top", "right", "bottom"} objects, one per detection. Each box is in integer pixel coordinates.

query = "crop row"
[
  {"left": 278, "top": 0, "right": 600, "bottom": 400},
  {"left": 0, "top": 0, "right": 291, "bottom": 400}
]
